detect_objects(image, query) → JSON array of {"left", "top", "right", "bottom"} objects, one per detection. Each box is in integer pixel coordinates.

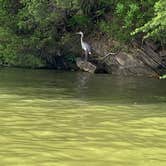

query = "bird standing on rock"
[{"left": 76, "top": 31, "right": 92, "bottom": 61}]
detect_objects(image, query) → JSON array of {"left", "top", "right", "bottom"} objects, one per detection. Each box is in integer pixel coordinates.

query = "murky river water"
[{"left": 0, "top": 68, "right": 166, "bottom": 166}]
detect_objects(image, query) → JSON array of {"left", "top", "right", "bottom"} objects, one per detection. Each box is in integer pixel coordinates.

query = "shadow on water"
[{"left": 0, "top": 68, "right": 166, "bottom": 105}]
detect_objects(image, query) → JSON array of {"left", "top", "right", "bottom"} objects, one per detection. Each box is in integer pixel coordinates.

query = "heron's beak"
[{"left": 76, "top": 32, "right": 80, "bottom": 35}]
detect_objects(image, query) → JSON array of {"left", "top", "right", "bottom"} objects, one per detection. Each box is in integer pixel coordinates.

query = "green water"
[{"left": 0, "top": 68, "right": 166, "bottom": 166}]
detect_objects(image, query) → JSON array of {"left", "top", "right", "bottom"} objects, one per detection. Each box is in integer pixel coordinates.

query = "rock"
[
  {"left": 144, "top": 40, "right": 160, "bottom": 51},
  {"left": 76, "top": 58, "right": 96, "bottom": 73},
  {"left": 105, "top": 52, "right": 156, "bottom": 76},
  {"left": 115, "top": 53, "right": 128, "bottom": 65},
  {"left": 160, "top": 50, "right": 166, "bottom": 57},
  {"left": 77, "top": 34, "right": 166, "bottom": 76}
]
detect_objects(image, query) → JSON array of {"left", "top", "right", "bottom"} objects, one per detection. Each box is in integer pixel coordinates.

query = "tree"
[{"left": 133, "top": 0, "right": 166, "bottom": 45}]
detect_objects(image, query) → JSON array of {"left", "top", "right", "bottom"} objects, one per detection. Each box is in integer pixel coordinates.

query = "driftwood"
[
  {"left": 136, "top": 46, "right": 166, "bottom": 71},
  {"left": 101, "top": 52, "right": 116, "bottom": 60},
  {"left": 94, "top": 52, "right": 117, "bottom": 62},
  {"left": 76, "top": 58, "right": 96, "bottom": 73}
]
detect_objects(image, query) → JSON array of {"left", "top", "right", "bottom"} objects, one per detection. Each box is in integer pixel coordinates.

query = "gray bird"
[{"left": 76, "top": 31, "right": 91, "bottom": 61}]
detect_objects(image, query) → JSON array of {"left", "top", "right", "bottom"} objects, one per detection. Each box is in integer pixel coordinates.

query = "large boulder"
[
  {"left": 89, "top": 35, "right": 166, "bottom": 76},
  {"left": 103, "top": 52, "right": 156, "bottom": 76}
]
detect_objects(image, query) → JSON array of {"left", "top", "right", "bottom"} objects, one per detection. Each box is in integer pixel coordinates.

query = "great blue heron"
[{"left": 76, "top": 31, "right": 91, "bottom": 61}]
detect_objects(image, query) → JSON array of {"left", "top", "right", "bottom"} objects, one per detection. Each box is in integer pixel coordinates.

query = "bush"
[{"left": 132, "top": 0, "right": 166, "bottom": 45}]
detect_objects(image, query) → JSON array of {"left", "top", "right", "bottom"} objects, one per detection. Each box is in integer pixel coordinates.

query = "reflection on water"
[{"left": 0, "top": 68, "right": 166, "bottom": 166}]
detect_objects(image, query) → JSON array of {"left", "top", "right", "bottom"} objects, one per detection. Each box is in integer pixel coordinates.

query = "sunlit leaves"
[{"left": 132, "top": 0, "right": 166, "bottom": 44}]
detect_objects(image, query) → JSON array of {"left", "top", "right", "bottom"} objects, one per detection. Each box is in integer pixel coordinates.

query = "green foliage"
[
  {"left": 102, "top": 0, "right": 157, "bottom": 42},
  {"left": 69, "top": 15, "right": 91, "bottom": 29},
  {"left": 0, "top": 27, "right": 20, "bottom": 66},
  {"left": 0, "top": 0, "right": 165, "bottom": 68},
  {"left": 0, "top": 0, "right": 63, "bottom": 67},
  {"left": 80, "top": 0, "right": 100, "bottom": 16},
  {"left": 133, "top": 0, "right": 166, "bottom": 44},
  {"left": 159, "top": 74, "right": 166, "bottom": 79},
  {"left": 15, "top": 54, "right": 46, "bottom": 68},
  {"left": 0, "top": 27, "right": 45, "bottom": 68},
  {"left": 98, "top": 21, "right": 111, "bottom": 34}
]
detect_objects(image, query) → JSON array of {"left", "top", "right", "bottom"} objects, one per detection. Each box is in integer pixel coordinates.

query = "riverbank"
[
  {"left": 0, "top": 1, "right": 165, "bottom": 77},
  {"left": 1, "top": 35, "right": 166, "bottom": 77},
  {"left": 1, "top": 0, "right": 165, "bottom": 76},
  {"left": 87, "top": 34, "right": 166, "bottom": 77}
]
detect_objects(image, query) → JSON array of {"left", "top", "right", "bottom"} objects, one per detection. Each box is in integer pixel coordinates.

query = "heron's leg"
[{"left": 84, "top": 51, "right": 88, "bottom": 61}]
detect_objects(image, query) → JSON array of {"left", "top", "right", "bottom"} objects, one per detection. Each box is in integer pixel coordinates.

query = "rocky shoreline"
[{"left": 77, "top": 35, "right": 166, "bottom": 77}]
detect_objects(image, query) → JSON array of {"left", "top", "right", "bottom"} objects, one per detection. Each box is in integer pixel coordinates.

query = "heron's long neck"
[{"left": 80, "top": 34, "right": 84, "bottom": 44}]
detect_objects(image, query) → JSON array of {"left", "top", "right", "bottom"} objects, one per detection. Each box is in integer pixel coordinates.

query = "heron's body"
[{"left": 77, "top": 32, "right": 91, "bottom": 61}]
